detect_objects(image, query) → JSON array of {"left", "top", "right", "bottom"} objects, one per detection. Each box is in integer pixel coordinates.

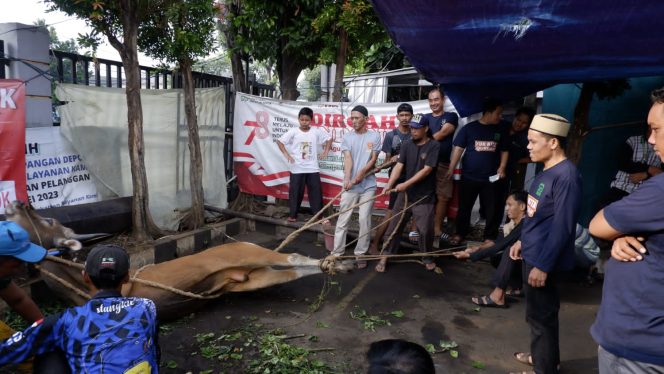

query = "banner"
[
  {"left": 0, "top": 80, "right": 27, "bottom": 213},
  {"left": 233, "top": 93, "right": 457, "bottom": 208},
  {"left": 25, "top": 127, "right": 99, "bottom": 209}
]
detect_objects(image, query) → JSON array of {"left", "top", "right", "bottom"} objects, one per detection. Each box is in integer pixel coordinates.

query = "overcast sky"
[{"left": 0, "top": 0, "right": 158, "bottom": 65}]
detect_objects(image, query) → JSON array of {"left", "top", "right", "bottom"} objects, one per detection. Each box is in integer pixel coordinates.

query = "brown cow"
[
  {"left": 40, "top": 241, "right": 353, "bottom": 321},
  {"left": 4, "top": 200, "right": 104, "bottom": 252}
]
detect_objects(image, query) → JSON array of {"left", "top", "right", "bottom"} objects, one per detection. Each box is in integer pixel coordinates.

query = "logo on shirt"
[
  {"left": 367, "top": 142, "right": 374, "bottom": 153},
  {"left": 96, "top": 300, "right": 136, "bottom": 314},
  {"left": 494, "top": 133, "right": 501, "bottom": 141},
  {"left": 527, "top": 194, "right": 538, "bottom": 217},
  {"left": 474, "top": 140, "right": 497, "bottom": 152},
  {"left": 420, "top": 152, "right": 427, "bottom": 160},
  {"left": 535, "top": 182, "right": 545, "bottom": 197},
  {"left": 299, "top": 141, "right": 312, "bottom": 160}
]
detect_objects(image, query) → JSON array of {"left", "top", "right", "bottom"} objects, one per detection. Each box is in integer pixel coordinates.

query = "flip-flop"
[
  {"left": 513, "top": 352, "right": 533, "bottom": 366},
  {"left": 448, "top": 234, "right": 465, "bottom": 246},
  {"left": 425, "top": 262, "right": 437, "bottom": 271},
  {"left": 508, "top": 371, "right": 535, "bottom": 374},
  {"left": 471, "top": 295, "right": 508, "bottom": 308},
  {"left": 287, "top": 217, "right": 297, "bottom": 222},
  {"left": 356, "top": 260, "right": 367, "bottom": 269}
]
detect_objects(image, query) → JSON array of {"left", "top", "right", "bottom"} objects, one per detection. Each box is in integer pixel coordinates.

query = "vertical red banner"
[{"left": 0, "top": 80, "right": 27, "bottom": 213}]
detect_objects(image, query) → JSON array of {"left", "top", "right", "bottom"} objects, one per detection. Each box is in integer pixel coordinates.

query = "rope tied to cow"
[{"left": 42, "top": 255, "right": 223, "bottom": 300}]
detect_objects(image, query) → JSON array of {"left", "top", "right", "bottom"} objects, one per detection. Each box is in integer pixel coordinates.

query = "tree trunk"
[
  {"left": 332, "top": 27, "right": 348, "bottom": 102},
  {"left": 180, "top": 60, "right": 205, "bottom": 229},
  {"left": 278, "top": 51, "right": 305, "bottom": 101},
  {"left": 568, "top": 83, "right": 595, "bottom": 164},
  {"left": 113, "top": 0, "right": 162, "bottom": 240},
  {"left": 225, "top": 0, "right": 248, "bottom": 93}
]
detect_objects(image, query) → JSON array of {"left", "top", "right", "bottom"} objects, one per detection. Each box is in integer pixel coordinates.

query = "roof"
[{"left": 371, "top": 1, "right": 664, "bottom": 115}]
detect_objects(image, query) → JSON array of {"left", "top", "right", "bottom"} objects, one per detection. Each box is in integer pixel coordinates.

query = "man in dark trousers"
[
  {"left": 447, "top": 98, "right": 508, "bottom": 245},
  {"left": 375, "top": 114, "right": 439, "bottom": 273},
  {"left": 509, "top": 114, "right": 581, "bottom": 374}
]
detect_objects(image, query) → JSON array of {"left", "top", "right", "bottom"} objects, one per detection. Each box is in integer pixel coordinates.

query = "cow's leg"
[{"left": 226, "top": 267, "right": 322, "bottom": 292}]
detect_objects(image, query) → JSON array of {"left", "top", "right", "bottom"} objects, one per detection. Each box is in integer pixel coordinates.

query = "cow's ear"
[{"left": 60, "top": 239, "right": 82, "bottom": 252}]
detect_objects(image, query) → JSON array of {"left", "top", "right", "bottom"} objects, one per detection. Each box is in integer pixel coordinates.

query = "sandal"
[
  {"left": 375, "top": 258, "right": 387, "bottom": 273},
  {"left": 448, "top": 234, "right": 465, "bottom": 246},
  {"left": 408, "top": 231, "right": 419, "bottom": 244},
  {"left": 508, "top": 371, "right": 535, "bottom": 374},
  {"left": 471, "top": 295, "right": 507, "bottom": 308},
  {"left": 513, "top": 352, "right": 533, "bottom": 366},
  {"left": 287, "top": 217, "right": 297, "bottom": 223},
  {"left": 425, "top": 262, "right": 436, "bottom": 271},
  {"left": 356, "top": 260, "right": 367, "bottom": 269},
  {"left": 439, "top": 232, "right": 451, "bottom": 241}
]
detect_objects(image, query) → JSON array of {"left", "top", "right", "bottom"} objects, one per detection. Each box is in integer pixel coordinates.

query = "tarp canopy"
[{"left": 371, "top": 1, "right": 664, "bottom": 116}]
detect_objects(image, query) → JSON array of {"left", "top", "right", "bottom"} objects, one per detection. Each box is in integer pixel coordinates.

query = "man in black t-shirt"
[
  {"left": 376, "top": 114, "right": 439, "bottom": 273},
  {"left": 447, "top": 98, "right": 508, "bottom": 244}
]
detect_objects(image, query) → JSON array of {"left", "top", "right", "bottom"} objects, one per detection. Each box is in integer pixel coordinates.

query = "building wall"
[
  {"left": 0, "top": 22, "right": 52, "bottom": 128},
  {"left": 542, "top": 77, "right": 664, "bottom": 225}
]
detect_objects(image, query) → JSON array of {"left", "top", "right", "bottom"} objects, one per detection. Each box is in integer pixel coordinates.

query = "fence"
[{"left": 49, "top": 49, "right": 276, "bottom": 184}]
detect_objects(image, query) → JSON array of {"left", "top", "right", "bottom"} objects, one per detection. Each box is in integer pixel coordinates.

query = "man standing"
[
  {"left": 588, "top": 88, "right": 664, "bottom": 373},
  {"left": 376, "top": 114, "right": 439, "bottom": 272},
  {"left": 277, "top": 107, "right": 332, "bottom": 222},
  {"left": 424, "top": 88, "right": 459, "bottom": 240},
  {"left": 369, "top": 103, "right": 413, "bottom": 255},
  {"left": 332, "top": 105, "right": 381, "bottom": 268},
  {"left": 447, "top": 98, "right": 508, "bottom": 244},
  {"left": 509, "top": 114, "right": 581, "bottom": 374}
]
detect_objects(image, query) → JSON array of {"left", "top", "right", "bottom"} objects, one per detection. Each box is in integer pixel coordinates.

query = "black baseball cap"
[{"left": 85, "top": 244, "right": 129, "bottom": 282}]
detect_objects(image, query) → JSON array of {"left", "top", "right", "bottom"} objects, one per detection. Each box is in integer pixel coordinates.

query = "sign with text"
[
  {"left": 233, "top": 93, "right": 434, "bottom": 208},
  {"left": 0, "top": 80, "right": 27, "bottom": 213},
  {"left": 25, "top": 127, "right": 99, "bottom": 208}
]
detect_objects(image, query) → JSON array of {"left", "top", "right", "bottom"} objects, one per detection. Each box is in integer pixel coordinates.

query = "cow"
[
  {"left": 39, "top": 241, "right": 353, "bottom": 321},
  {"left": 4, "top": 200, "right": 106, "bottom": 252}
]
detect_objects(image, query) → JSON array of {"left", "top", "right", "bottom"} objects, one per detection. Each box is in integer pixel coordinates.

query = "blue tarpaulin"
[{"left": 371, "top": 1, "right": 664, "bottom": 116}]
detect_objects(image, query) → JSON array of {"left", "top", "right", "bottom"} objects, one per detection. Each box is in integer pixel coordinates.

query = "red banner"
[{"left": 0, "top": 80, "right": 27, "bottom": 213}]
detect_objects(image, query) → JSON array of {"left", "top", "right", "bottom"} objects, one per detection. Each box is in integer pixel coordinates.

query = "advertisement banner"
[
  {"left": 25, "top": 127, "right": 99, "bottom": 209},
  {"left": 0, "top": 80, "right": 27, "bottom": 213},
  {"left": 233, "top": 93, "right": 441, "bottom": 208}
]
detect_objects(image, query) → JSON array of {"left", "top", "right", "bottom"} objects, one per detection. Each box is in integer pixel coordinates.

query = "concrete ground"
[{"left": 159, "top": 227, "right": 601, "bottom": 374}]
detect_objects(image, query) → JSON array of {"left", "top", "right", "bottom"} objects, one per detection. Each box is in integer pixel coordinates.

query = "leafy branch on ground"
[
  {"left": 349, "top": 306, "right": 405, "bottom": 332},
  {"left": 164, "top": 317, "right": 339, "bottom": 373},
  {"left": 425, "top": 340, "right": 459, "bottom": 358}
]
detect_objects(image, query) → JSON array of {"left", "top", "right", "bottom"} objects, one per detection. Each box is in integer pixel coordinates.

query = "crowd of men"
[
  {"left": 277, "top": 86, "right": 664, "bottom": 374},
  {"left": 0, "top": 87, "right": 662, "bottom": 373}
]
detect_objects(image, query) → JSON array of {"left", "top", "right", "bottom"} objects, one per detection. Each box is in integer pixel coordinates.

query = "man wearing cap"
[
  {"left": 369, "top": 103, "right": 413, "bottom": 255},
  {"left": 376, "top": 114, "right": 439, "bottom": 272},
  {"left": 509, "top": 114, "right": 581, "bottom": 374},
  {"left": 0, "top": 221, "right": 48, "bottom": 328},
  {"left": 424, "top": 88, "right": 459, "bottom": 240},
  {"left": 0, "top": 244, "right": 160, "bottom": 373},
  {"left": 333, "top": 105, "right": 382, "bottom": 268}
]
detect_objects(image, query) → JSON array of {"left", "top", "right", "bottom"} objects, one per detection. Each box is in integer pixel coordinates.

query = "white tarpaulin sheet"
[{"left": 56, "top": 84, "right": 227, "bottom": 229}]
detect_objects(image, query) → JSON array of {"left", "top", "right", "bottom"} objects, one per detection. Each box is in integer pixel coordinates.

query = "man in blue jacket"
[
  {"left": 0, "top": 244, "right": 160, "bottom": 373},
  {"left": 509, "top": 114, "right": 581, "bottom": 374}
]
